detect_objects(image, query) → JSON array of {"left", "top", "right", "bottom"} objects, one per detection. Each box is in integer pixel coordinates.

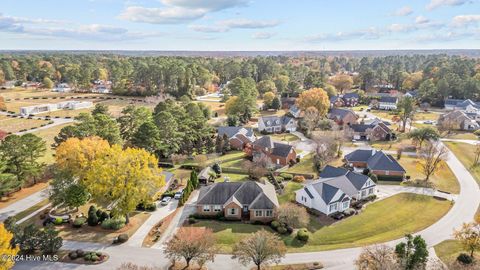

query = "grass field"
[
  {"left": 286, "top": 153, "right": 317, "bottom": 176},
  {"left": 446, "top": 132, "right": 478, "bottom": 140},
  {"left": 434, "top": 240, "right": 480, "bottom": 266},
  {"left": 193, "top": 193, "right": 451, "bottom": 253},
  {"left": 0, "top": 182, "right": 49, "bottom": 209},
  {"left": 414, "top": 111, "right": 441, "bottom": 121},
  {"left": 399, "top": 156, "right": 460, "bottom": 194},
  {"left": 0, "top": 115, "right": 49, "bottom": 133},
  {"left": 444, "top": 142, "right": 480, "bottom": 186},
  {"left": 278, "top": 181, "right": 303, "bottom": 204},
  {"left": 31, "top": 123, "right": 73, "bottom": 164},
  {"left": 270, "top": 133, "right": 300, "bottom": 142}
]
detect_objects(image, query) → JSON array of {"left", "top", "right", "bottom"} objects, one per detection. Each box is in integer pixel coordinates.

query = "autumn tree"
[
  {"left": 0, "top": 223, "right": 19, "bottom": 270},
  {"left": 454, "top": 222, "right": 480, "bottom": 258},
  {"left": 302, "top": 107, "right": 320, "bottom": 136},
  {"left": 232, "top": 230, "right": 286, "bottom": 270},
  {"left": 295, "top": 88, "right": 330, "bottom": 117},
  {"left": 330, "top": 74, "right": 353, "bottom": 94},
  {"left": 407, "top": 127, "right": 440, "bottom": 149},
  {"left": 355, "top": 245, "right": 399, "bottom": 270},
  {"left": 165, "top": 227, "right": 216, "bottom": 269},
  {"left": 42, "top": 77, "right": 54, "bottom": 89},
  {"left": 263, "top": 91, "right": 275, "bottom": 109},
  {"left": 257, "top": 79, "right": 277, "bottom": 94},
  {"left": 418, "top": 141, "right": 448, "bottom": 182},
  {"left": 277, "top": 203, "right": 309, "bottom": 228},
  {"left": 397, "top": 96, "right": 416, "bottom": 132}
]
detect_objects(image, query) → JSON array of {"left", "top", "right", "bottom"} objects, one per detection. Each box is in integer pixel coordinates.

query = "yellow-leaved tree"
[
  {"left": 295, "top": 88, "right": 330, "bottom": 117},
  {"left": 0, "top": 223, "right": 19, "bottom": 270},
  {"left": 83, "top": 145, "right": 165, "bottom": 223}
]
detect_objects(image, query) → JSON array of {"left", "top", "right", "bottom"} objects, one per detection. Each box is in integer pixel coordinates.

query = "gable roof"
[
  {"left": 367, "top": 151, "right": 405, "bottom": 172},
  {"left": 310, "top": 182, "right": 343, "bottom": 204},
  {"left": 379, "top": 96, "right": 398, "bottom": 103},
  {"left": 344, "top": 149, "right": 375, "bottom": 162},
  {"left": 289, "top": 105, "right": 301, "bottom": 114},
  {"left": 253, "top": 136, "right": 274, "bottom": 149},
  {"left": 271, "top": 142, "right": 293, "bottom": 157},
  {"left": 444, "top": 98, "right": 465, "bottom": 106},
  {"left": 260, "top": 115, "right": 294, "bottom": 127},
  {"left": 217, "top": 126, "right": 254, "bottom": 139},
  {"left": 319, "top": 166, "right": 372, "bottom": 193},
  {"left": 197, "top": 181, "right": 279, "bottom": 209},
  {"left": 343, "top": 92, "right": 359, "bottom": 99},
  {"left": 349, "top": 124, "right": 372, "bottom": 133},
  {"left": 320, "top": 165, "right": 349, "bottom": 178},
  {"left": 329, "top": 108, "right": 356, "bottom": 119}
]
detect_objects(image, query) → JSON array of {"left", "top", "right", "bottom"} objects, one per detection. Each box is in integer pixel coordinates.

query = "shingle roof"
[
  {"left": 311, "top": 182, "right": 342, "bottom": 204},
  {"left": 253, "top": 136, "right": 274, "bottom": 149},
  {"left": 217, "top": 126, "right": 254, "bottom": 139},
  {"left": 345, "top": 149, "right": 374, "bottom": 162},
  {"left": 444, "top": 98, "right": 464, "bottom": 106},
  {"left": 343, "top": 92, "right": 359, "bottom": 99},
  {"left": 289, "top": 105, "right": 300, "bottom": 114},
  {"left": 320, "top": 165, "right": 349, "bottom": 178},
  {"left": 319, "top": 166, "right": 372, "bottom": 196},
  {"left": 367, "top": 151, "right": 406, "bottom": 172},
  {"left": 260, "top": 115, "right": 294, "bottom": 127},
  {"left": 349, "top": 124, "right": 372, "bottom": 133},
  {"left": 329, "top": 108, "right": 356, "bottom": 119},
  {"left": 379, "top": 96, "right": 398, "bottom": 103},
  {"left": 271, "top": 142, "right": 293, "bottom": 157}
]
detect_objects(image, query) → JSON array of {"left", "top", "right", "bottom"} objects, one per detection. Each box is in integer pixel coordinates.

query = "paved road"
[
  {"left": 441, "top": 138, "right": 478, "bottom": 145},
  {"left": 0, "top": 188, "right": 50, "bottom": 222},
  {"left": 0, "top": 110, "right": 75, "bottom": 135}
]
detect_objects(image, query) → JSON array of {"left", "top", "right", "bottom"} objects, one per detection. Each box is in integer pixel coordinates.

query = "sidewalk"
[{"left": 0, "top": 188, "right": 50, "bottom": 222}]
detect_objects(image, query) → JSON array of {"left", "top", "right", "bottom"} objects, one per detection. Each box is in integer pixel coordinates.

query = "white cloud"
[
  {"left": 416, "top": 31, "right": 472, "bottom": 41},
  {"left": 306, "top": 27, "right": 382, "bottom": 42},
  {"left": 392, "top": 6, "right": 413, "bottom": 16},
  {"left": 252, "top": 32, "right": 275, "bottom": 39},
  {"left": 189, "top": 24, "right": 228, "bottom": 33},
  {"left": 415, "top": 16, "right": 430, "bottom": 24},
  {"left": 387, "top": 23, "right": 416, "bottom": 33},
  {"left": 452, "top": 14, "right": 480, "bottom": 26},
  {"left": 426, "top": 0, "right": 469, "bottom": 10},
  {"left": 161, "top": 0, "right": 248, "bottom": 11},
  {"left": 190, "top": 19, "right": 280, "bottom": 33}
]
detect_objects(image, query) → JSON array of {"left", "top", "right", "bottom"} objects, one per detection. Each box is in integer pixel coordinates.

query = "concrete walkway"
[
  {"left": 127, "top": 200, "right": 179, "bottom": 247},
  {"left": 377, "top": 185, "right": 457, "bottom": 201},
  {"left": 0, "top": 188, "right": 50, "bottom": 222}
]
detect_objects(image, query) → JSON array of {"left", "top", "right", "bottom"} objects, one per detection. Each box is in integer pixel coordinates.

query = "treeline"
[{"left": 0, "top": 54, "right": 479, "bottom": 103}]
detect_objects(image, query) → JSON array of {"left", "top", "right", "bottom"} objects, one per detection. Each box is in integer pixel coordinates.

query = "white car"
[
  {"left": 423, "top": 120, "right": 434, "bottom": 125},
  {"left": 161, "top": 196, "right": 172, "bottom": 205},
  {"left": 174, "top": 189, "right": 183, "bottom": 200}
]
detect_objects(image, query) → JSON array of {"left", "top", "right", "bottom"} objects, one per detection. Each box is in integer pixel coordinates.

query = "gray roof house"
[
  {"left": 438, "top": 110, "right": 480, "bottom": 131},
  {"left": 344, "top": 149, "right": 406, "bottom": 180},
  {"left": 196, "top": 181, "right": 279, "bottom": 222},
  {"left": 296, "top": 165, "right": 376, "bottom": 215},
  {"left": 444, "top": 98, "right": 480, "bottom": 111},
  {"left": 288, "top": 105, "right": 302, "bottom": 118},
  {"left": 217, "top": 126, "right": 256, "bottom": 150},
  {"left": 258, "top": 115, "right": 297, "bottom": 133},
  {"left": 378, "top": 96, "right": 398, "bottom": 110}
]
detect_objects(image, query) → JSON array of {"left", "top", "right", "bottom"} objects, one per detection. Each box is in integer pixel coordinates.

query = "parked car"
[
  {"left": 174, "top": 189, "right": 184, "bottom": 200},
  {"left": 423, "top": 120, "right": 434, "bottom": 125},
  {"left": 161, "top": 196, "right": 172, "bottom": 205}
]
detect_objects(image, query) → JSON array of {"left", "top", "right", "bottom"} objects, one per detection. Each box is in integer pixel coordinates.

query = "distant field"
[
  {"left": 32, "top": 123, "right": 73, "bottom": 164},
  {"left": 0, "top": 115, "right": 49, "bottom": 133},
  {"left": 1, "top": 88, "right": 100, "bottom": 100}
]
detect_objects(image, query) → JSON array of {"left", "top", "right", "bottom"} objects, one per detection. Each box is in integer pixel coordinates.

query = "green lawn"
[
  {"left": 286, "top": 153, "right": 318, "bottom": 176},
  {"left": 444, "top": 142, "right": 480, "bottom": 186},
  {"left": 211, "top": 151, "right": 246, "bottom": 164},
  {"left": 399, "top": 156, "right": 460, "bottom": 194},
  {"left": 13, "top": 199, "right": 50, "bottom": 221},
  {"left": 270, "top": 133, "right": 300, "bottom": 142},
  {"left": 31, "top": 123, "right": 73, "bottom": 164},
  {"left": 447, "top": 132, "right": 478, "bottom": 140},
  {"left": 414, "top": 111, "right": 441, "bottom": 121},
  {"left": 434, "top": 240, "right": 480, "bottom": 266},
  {"left": 220, "top": 173, "right": 249, "bottom": 182},
  {"left": 278, "top": 181, "right": 303, "bottom": 204},
  {"left": 193, "top": 193, "right": 451, "bottom": 253}
]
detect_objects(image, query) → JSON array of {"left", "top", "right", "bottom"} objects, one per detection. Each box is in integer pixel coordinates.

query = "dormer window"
[
  {"left": 275, "top": 120, "right": 280, "bottom": 124},
  {"left": 267, "top": 120, "right": 271, "bottom": 125}
]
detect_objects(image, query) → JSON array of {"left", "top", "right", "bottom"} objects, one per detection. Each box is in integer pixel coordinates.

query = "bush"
[
  {"left": 68, "top": 251, "right": 78, "bottom": 260},
  {"left": 275, "top": 176, "right": 284, "bottom": 183},
  {"left": 72, "top": 217, "right": 86, "bottom": 228},
  {"left": 286, "top": 226, "right": 293, "bottom": 234},
  {"left": 279, "top": 173, "right": 293, "bottom": 180},
  {"left": 270, "top": 220, "right": 280, "bottom": 229},
  {"left": 87, "top": 206, "right": 99, "bottom": 226},
  {"left": 188, "top": 217, "right": 196, "bottom": 224},
  {"left": 292, "top": 175, "right": 305, "bottom": 183},
  {"left": 76, "top": 249, "right": 85, "bottom": 257},
  {"left": 101, "top": 217, "right": 126, "bottom": 230},
  {"left": 343, "top": 208, "right": 356, "bottom": 216},
  {"left": 457, "top": 253, "right": 473, "bottom": 265},
  {"left": 145, "top": 202, "right": 157, "bottom": 212},
  {"left": 252, "top": 220, "right": 265, "bottom": 225},
  {"left": 296, "top": 228, "right": 309, "bottom": 242},
  {"left": 114, "top": 234, "right": 129, "bottom": 244},
  {"left": 53, "top": 217, "right": 63, "bottom": 225},
  {"left": 99, "top": 211, "right": 110, "bottom": 223},
  {"left": 277, "top": 226, "right": 287, "bottom": 234}
]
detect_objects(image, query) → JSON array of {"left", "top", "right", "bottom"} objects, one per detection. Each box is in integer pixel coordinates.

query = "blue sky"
[{"left": 0, "top": 0, "right": 479, "bottom": 50}]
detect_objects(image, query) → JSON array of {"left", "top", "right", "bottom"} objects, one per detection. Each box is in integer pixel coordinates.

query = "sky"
[{"left": 0, "top": 0, "right": 479, "bottom": 51}]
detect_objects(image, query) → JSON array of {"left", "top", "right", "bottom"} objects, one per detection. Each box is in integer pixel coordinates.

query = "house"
[
  {"left": 438, "top": 110, "right": 480, "bottom": 131},
  {"left": 196, "top": 181, "right": 279, "bottom": 222},
  {"left": 288, "top": 105, "right": 302, "bottom": 118},
  {"left": 22, "top": 82, "right": 41, "bottom": 89},
  {"left": 0, "top": 81, "right": 16, "bottom": 89},
  {"left": 199, "top": 167, "right": 215, "bottom": 185},
  {"left": 329, "top": 93, "right": 360, "bottom": 108},
  {"left": 217, "top": 126, "right": 256, "bottom": 150},
  {"left": 53, "top": 83, "right": 72, "bottom": 93},
  {"left": 404, "top": 90, "right": 419, "bottom": 99},
  {"left": 295, "top": 165, "right": 376, "bottom": 215},
  {"left": 349, "top": 120, "right": 393, "bottom": 141},
  {"left": 444, "top": 98, "right": 480, "bottom": 111},
  {"left": 327, "top": 108, "right": 358, "bottom": 126},
  {"left": 330, "top": 96, "right": 345, "bottom": 107},
  {"left": 91, "top": 80, "right": 112, "bottom": 94},
  {"left": 19, "top": 100, "right": 93, "bottom": 115},
  {"left": 258, "top": 115, "right": 297, "bottom": 133},
  {"left": 252, "top": 136, "right": 297, "bottom": 167},
  {"left": 56, "top": 101, "right": 93, "bottom": 110},
  {"left": 378, "top": 96, "right": 398, "bottom": 110},
  {"left": 344, "top": 149, "right": 406, "bottom": 180}
]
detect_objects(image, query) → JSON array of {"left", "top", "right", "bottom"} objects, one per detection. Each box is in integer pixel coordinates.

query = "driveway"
[{"left": 0, "top": 188, "right": 50, "bottom": 222}]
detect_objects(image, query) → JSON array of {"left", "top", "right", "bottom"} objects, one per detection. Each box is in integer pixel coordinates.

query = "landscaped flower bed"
[{"left": 61, "top": 249, "right": 109, "bottom": 265}]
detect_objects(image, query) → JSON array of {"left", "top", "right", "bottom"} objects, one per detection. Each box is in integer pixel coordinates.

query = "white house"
[
  {"left": 378, "top": 96, "right": 398, "bottom": 110},
  {"left": 258, "top": 115, "right": 297, "bottom": 133},
  {"left": 57, "top": 101, "right": 93, "bottom": 110},
  {"left": 53, "top": 83, "right": 72, "bottom": 93},
  {"left": 20, "top": 104, "right": 58, "bottom": 115},
  {"left": 295, "top": 166, "right": 376, "bottom": 215}
]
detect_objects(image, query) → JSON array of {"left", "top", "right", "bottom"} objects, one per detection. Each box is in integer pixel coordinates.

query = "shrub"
[
  {"left": 68, "top": 251, "right": 78, "bottom": 260},
  {"left": 292, "top": 176, "right": 305, "bottom": 183},
  {"left": 53, "top": 217, "right": 63, "bottom": 225},
  {"left": 286, "top": 226, "right": 293, "bottom": 234},
  {"left": 115, "top": 234, "right": 129, "bottom": 244},
  {"left": 277, "top": 226, "right": 287, "bottom": 234},
  {"left": 252, "top": 220, "right": 264, "bottom": 225},
  {"left": 275, "top": 176, "right": 284, "bottom": 183},
  {"left": 343, "top": 208, "right": 356, "bottom": 216},
  {"left": 457, "top": 253, "right": 473, "bottom": 265},
  {"left": 145, "top": 202, "right": 157, "bottom": 212},
  {"left": 73, "top": 217, "right": 86, "bottom": 228},
  {"left": 279, "top": 173, "right": 293, "bottom": 180},
  {"left": 296, "top": 228, "right": 309, "bottom": 242},
  {"left": 188, "top": 217, "right": 196, "bottom": 224},
  {"left": 270, "top": 220, "right": 280, "bottom": 229},
  {"left": 76, "top": 249, "right": 84, "bottom": 257},
  {"left": 90, "top": 255, "right": 99, "bottom": 262},
  {"left": 101, "top": 217, "right": 126, "bottom": 230},
  {"left": 87, "top": 206, "right": 99, "bottom": 226},
  {"left": 99, "top": 211, "right": 110, "bottom": 223}
]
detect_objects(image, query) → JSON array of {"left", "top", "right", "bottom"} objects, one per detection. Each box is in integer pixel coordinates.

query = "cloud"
[
  {"left": 306, "top": 27, "right": 382, "bottom": 42},
  {"left": 252, "top": 32, "right": 275, "bottom": 39},
  {"left": 387, "top": 24, "right": 416, "bottom": 33},
  {"left": 190, "top": 19, "right": 280, "bottom": 33},
  {"left": 415, "top": 16, "right": 430, "bottom": 24},
  {"left": 189, "top": 24, "right": 228, "bottom": 33},
  {"left": 416, "top": 31, "right": 472, "bottom": 41},
  {"left": 452, "top": 14, "right": 480, "bottom": 27},
  {"left": 426, "top": 0, "right": 469, "bottom": 10},
  {"left": 392, "top": 6, "right": 413, "bottom": 16},
  {"left": 120, "top": 0, "right": 248, "bottom": 24}
]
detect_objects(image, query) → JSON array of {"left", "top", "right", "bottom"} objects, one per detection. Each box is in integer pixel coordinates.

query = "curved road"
[{"left": 13, "top": 142, "right": 480, "bottom": 270}]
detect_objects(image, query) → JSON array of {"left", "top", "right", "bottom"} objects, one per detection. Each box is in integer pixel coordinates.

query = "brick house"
[
  {"left": 327, "top": 108, "right": 358, "bottom": 126},
  {"left": 344, "top": 149, "right": 405, "bottom": 180},
  {"left": 252, "top": 136, "right": 297, "bottom": 167},
  {"left": 217, "top": 126, "right": 256, "bottom": 150},
  {"left": 196, "top": 181, "right": 279, "bottom": 222},
  {"left": 348, "top": 120, "right": 393, "bottom": 141},
  {"left": 329, "top": 93, "right": 360, "bottom": 108}
]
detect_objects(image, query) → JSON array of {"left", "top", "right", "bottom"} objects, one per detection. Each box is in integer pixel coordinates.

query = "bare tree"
[
  {"left": 171, "top": 154, "right": 187, "bottom": 165},
  {"left": 242, "top": 159, "right": 268, "bottom": 180},
  {"left": 232, "top": 230, "right": 286, "bottom": 270},
  {"left": 194, "top": 154, "right": 208, "bottom": 169},
  {"left": 355, "top": 245, "right": 400, "bottom": 270},
  {"left": 277, "top": 203, "right": 310, "bottom": 228},
  {"left": 331, "top": 123, "right": 353, "bottom": 157},
  {"left": 312, "top": 134, "right": 337, "bottom": 170},
  {"left": 165, "top": 227, "right": 217, "bottom": 269},
  {"left": 302, "top": 106, "right": 320, "bottom": 136},
  {"left": 418, "top": 141, "right": 448, "bottom": 182}
]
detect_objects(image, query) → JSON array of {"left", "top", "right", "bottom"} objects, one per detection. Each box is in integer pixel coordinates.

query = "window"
[
  {"left": 265, "top": 210, "right": 273, "bottom": 217},
  {"left": 243, "top": 205, "right": 248, "bottom": 212},
  {"left": 229, "top": 208, "right": 236, "bottom": 215},
  {"left": 276, "top": 159, "right": 280, "bottom": 165},
  {"left": 361, "top": 190, "right": 367, "bottom": 197},
  {"left": 343, "top": 201, "right": 349, "bottom": 209},
  {"left": 329, "top": 204, "right": 337, "bottom": 212},
  {"left": 368, "top": 188, "right": 374, "bottom": 195},
  {"left": 255, "top": 210, "right": 262, "bottom": 217},
  {"left": 214, "top": 205, "right": 221, "bottom": 212},
  {"left": 203, "top": 205, "right": 210, "bottom": 212}
]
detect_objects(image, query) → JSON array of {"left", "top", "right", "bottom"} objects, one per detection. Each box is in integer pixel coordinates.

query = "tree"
[
  {"left": 473, "top": 143, "right": 480, "bottom": 168},
  {"left": 295, "top": 88, "right": 330, "bottom": 117},
  {"left": 263, "top": 91, "right": 275, "bottom": 109},
  {"left": 91, "top": 103, "right": 109, "bottom": 116},
  {"left": 407, "top": 127, "right": 440, "bottom": 149},
  {"left": 64, "top": 184, "right": 89, "bottom": 211},
  {"left": 39, "top": 224, "right": 63, "bottom": 254},
  {"left": 277, "top": 203, "right": 309, "bottom": 228},
  {"left": 16, "top": 224, "right": 41, "bottom": 253},
  {"left": 355, "top": 245, "right": 399, "bottom": 270},
  {"left": 194, "top": 154, "right": 208, "bottom": 169},
  {"left": 0, "top": 159, "right": 20, "bottom": 199},
  {"left": 330, "top": 74, "right": 353, "bottom": 94},
  {"left": 165, "top": 227, "right": 216, "bottom": 268},
  {"left": 395, "top": 234, "right": 429, "bottom": 270},
  {"left": 312, "top": 134, "right": 337, "bottom": 171},
  {"left": 418, "top": 141, "right": 448, "bottom": 182},
  {"left": 0, "top": 223, "right": 19, "bottom": 270},
  {"left": 42, "top": 77, "right": 54, "bottom": 89},
  {"left": 131, "top": 121, "right": 160, "bottom": 153},
  {"left": 242, "top": 160, "right": 268, "bottom": 180},
  {"left": 257, "top": 79, "right": 277, "bottom": 94},
  {"left": 397, "top": 96, "right": 416, "bottom": 132},
  {"left": 118, "top": 105, "right": 152, "bottom": 143},
  {"left": 323, "top": 83, "right": 337, "bottom": 97},
  {"left": 302, "top": 107, "right": 320, "bottom": 136},
  {"left": 232, "top": 230, "right": 286, "bottom": 270},
  {"left": 271, "top": 96, "right": 281, "bottom": 110},
  {"left": 274, "top": 75, "right": 289, "bottom": 94},
  {"left": 454, "top": 222, "right": 480, "bottom": 258}
]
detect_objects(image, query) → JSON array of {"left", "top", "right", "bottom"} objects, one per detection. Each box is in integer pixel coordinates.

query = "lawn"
[
  {"left": 13, "top": 199, "right": 50, "bottom": 221},
  {"left": 195, "top": 100, "right": 225, "bottom": 117},
  {"left": 370, "top": 109, "right": 398, "bottom": 121},
  {"left": 193, "top": 194, "right": 451, "bottom": 253},
  {"left": 434, "top": 240, "right": 480, "bottom": 266},
  {"left": 31, "top": 123, "right": 73, "bottom": 164},
  {"left": 399, "top": 156, "right": 460, "bottom": 194},
  {"left": 270, "top": 133, "right": 300, "bottom": 142},
  {"left": 210, "top": 151, "right": 246, "bottom": 164},
  {"left": 0, "top": 115, "right": 49, "bottom": 133},
  {"left": 219, "top": 173, "right": 249, "bottom": 182},
  {"left": 446, "top": 132, "right": 478, "bottom": 140},
  {"left": 414, "top": 111, "right": 441, "bottom": 121},
  {"left": 444, "top": 142, "right": 480, "bottom": 186},
  {"left": 278, "top": 181, "right": 303, "bottom": 204},
  {"left": 286, "top": 153, "right": 318, "bottom": 176}
]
